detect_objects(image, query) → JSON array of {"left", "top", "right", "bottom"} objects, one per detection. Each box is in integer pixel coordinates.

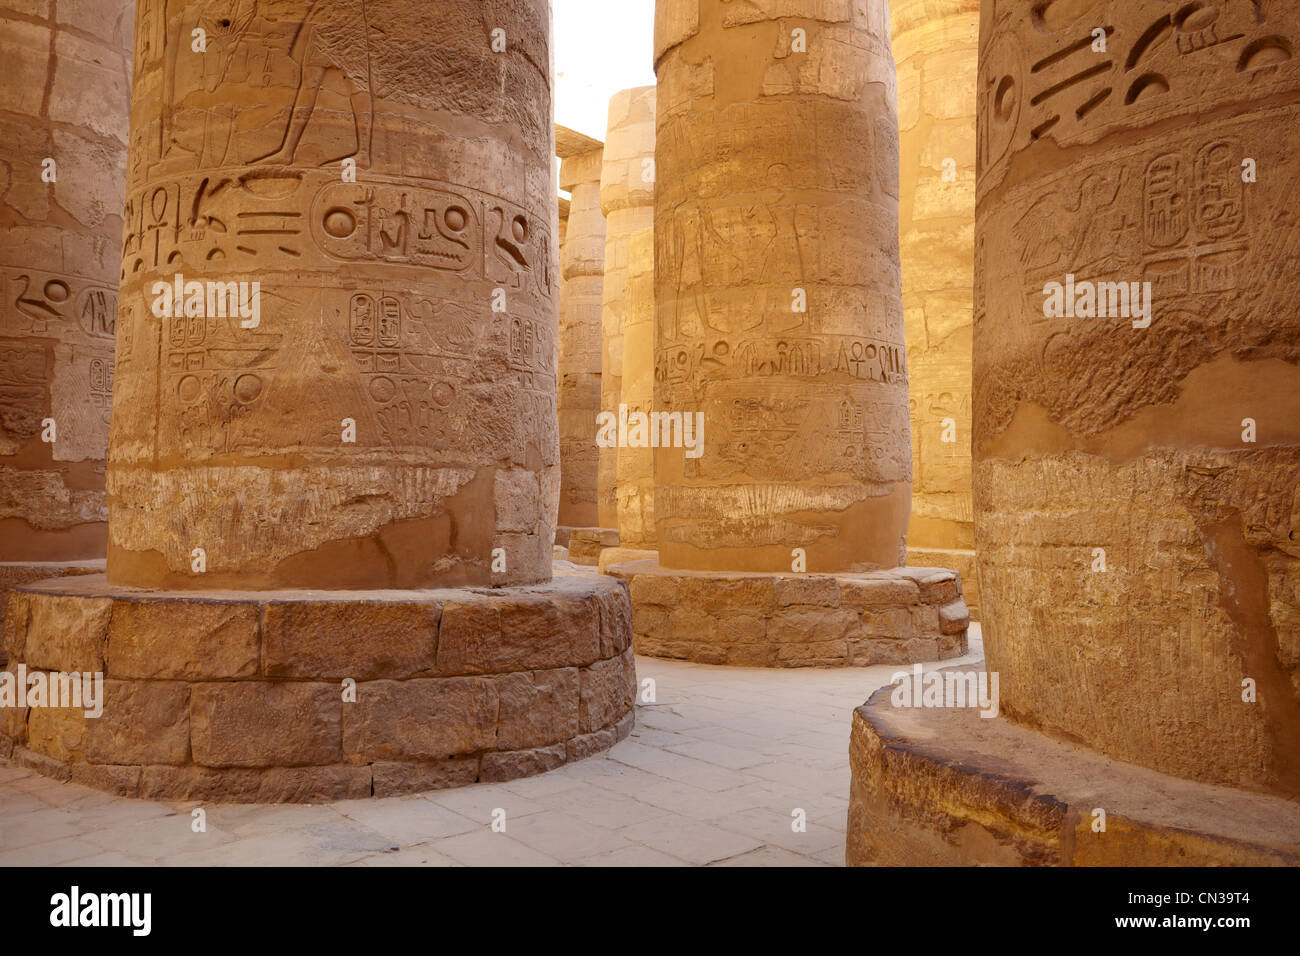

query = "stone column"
[
  {"left": 602, "top": 87, "right": 656, "bottom": 551},
  {"left": 557, "top": 196, "right": 570, "bottom": 269},
  {"left": 556, "top": 128, "right": 605, "bottom": 533},
  {"left": 0, "top": 1, "right": 133, "bottom": 601},
  {"left": 1, "top": 0, "right": 634, "bottom": 803},
  {"left": 109, "top": 0, "right": 559, "bottom": 591},
  {"left": 605, "top": 0, "right": 969, "bottom": 669},
  {"left": 847, "top": 0, "right": 1300, "bottom": 865},
  {"left": 655, "top": 0, "right": 910, "bottom": 573},
  {"left": 893, "top": 0, "right": 980, "bottom": 616}
]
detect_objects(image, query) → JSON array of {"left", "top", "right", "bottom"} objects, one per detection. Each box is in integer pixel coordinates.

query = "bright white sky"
[{"left": 554, "top": 0, "right": 657, "bottom": 141}]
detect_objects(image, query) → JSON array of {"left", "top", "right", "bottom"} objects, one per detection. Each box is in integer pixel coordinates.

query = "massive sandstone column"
[
  {"left": 0, "top": 2, "right": 133, "bottom": 588},
  {"left": 892, "top": 0, "right": 979, "bottom": 614},
  {"left": 655, "top": 0, "right": 910, "bottom": 573},
  {"left": 975, "top": 0, "right": 1300, "bottom": 799},
  {"left": 107, "top": 0, "right": 558, "bottom": 590},
  {"left": 556, "top": 127, "right": 605, "bottom": 532},
  {"left": 606, "top": 0, "right": 968, "bottom": 669},
  {"left": 847, "top": 0, "right": 1300, "bottom": 865},
  {"left": 1, "top": 0, "right": 634, "bottom": 802},
  {"left": 602, "top": 87, "right": 657, "bottom": 550}
]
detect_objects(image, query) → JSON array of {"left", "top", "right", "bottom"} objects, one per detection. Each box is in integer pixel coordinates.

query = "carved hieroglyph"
[
  {"left": 602, "top": 87, "right": 656, "bottom": 549},
  {"left": 109, "top": 0, "right": 558, "bottom": 589},
  {"left": 0, "top": 2, "right": 133, "bottom": 561},
  {"left": 975, "top": 0, "right": 1300, "bottom": 796},
  {"left": 557, "top": 128, "right": 605, "bottom": 530},
  {"left": 894, "top": 0, "right": 977, "bottom": 553},
  {"left": 654, "top": 0, "right": 910, "bottom": 573}
]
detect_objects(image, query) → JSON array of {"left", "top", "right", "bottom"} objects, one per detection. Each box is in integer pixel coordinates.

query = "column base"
[
  {"left": 597, "top": 548, "right": 658, "bottom": 574},
  {"left": 847, "top": 666, "right": 1300, "bottom": 866},
  {"left": 907, "top": 548, "right": 979, "bottom": 621},
  {"left": 604, "top": 559, "right": 969, "bottom": 668},
  {"left": 0, "top": 574, "right": 635, "bottom": 803},
  {"left": 567, "top": 528, "right": 620, "bottom": 565},
  {"left": 0, "top": 561, "right": 106, "bottom": 665}
]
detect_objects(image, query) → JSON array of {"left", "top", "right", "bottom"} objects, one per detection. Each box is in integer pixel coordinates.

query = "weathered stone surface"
[
  {"left": 0, "top": 2, "right": 129, "bottom": 564},
  {"left": 68, "top": 761, "right": 141, "bottom": 798},
  {"left": 494, "top": 668, "right": 580, "bottom": 751},
  {"left": 907, "top": 546, "right": 978, "bottom": 619},
  {"left": 566, "top": 726, "right": 617, "bottom": 763},
  {"left": 107, "top": 598, "right": 259, "bottom": 680},
  {"left": 437, "top": 585, "right": 605, "bottom": 675},
  {"left": 0, "top": 588, "right": 31, "bottom": 664},
  {"left": 83, "top": 680, "right": 188, "bottom": 766},
  {"left": 0, "top": 562, "right": 103, "bottom": 665},
  {"left": 579, "top": 647, "right": 636, "bottom": 734},
  {"left": 138, "top": 765, "right": 373, "bottom": 804},
  {"left": 263, "top": 599, "right": 440, "bottom": 680},
  {"left": 655, "top": 0, "right": 910, "bottom": 573},
  {"left": 107, "top": 0, "right": 558, "bottom": 590},
  {"left": 893, "top": 0, "right": 978, "bottom": 556},
  {"left": 371, "top": 758, "right": 481, "bottom": 798},
  {"left": 23, "top": 593, "right": 110, "bottom": 672},
  {"left": 847, "top": 677, "right": 1300, "bottom": 866},
  {"left": 939, "top": 599, "right": 969, "bottom": 635},
  {"left": 7, "top": 572, "right": 632, "bottom": 798},
  {"left": 480, "top": 743, "right": 567, "bottom": 783},
  {"left": 343, "top": 678, "right": 498, "bottom": 761},
  {"left": 558, "top": 127, "right": 605, "bottom": 530},
  {"left": 773, "top": 576, "right": 840, "bottom": 608},
  {"left": 596, "top": 547, "right": 656, "bottom": 575},
  {"left": 14, "top": 745, "right": 73, "bottom": 782},
  {"left": 26, "top": 702, "right": 85, "bottom": 762},
  {"left": 976, "top": 0, "right": 1300, "bottom": 797},
  {"left": 610, "top": 560, "right": 967, "bottom": 667},
  {"left": 0, "top": 664, "right": 26, "bottom": 743},
  {"left": 567, "top": 527, "right": 619, "bottom": 565},
  {"left": 603, "top": 87, "right": 657, "bottom": 548},
  {"left": 190, "top": 683, "right": 341, "bottom": 768}
]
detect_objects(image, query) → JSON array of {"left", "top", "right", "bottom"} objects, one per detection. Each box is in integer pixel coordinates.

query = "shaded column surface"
[
  {"left": 602, "top": 87, "right": 657, "bottom": 550},
  {"left": 556, "top": 128, "right": 605, "bottom": 531},
  {"left": 0, "top": 1, "right": 133, "bottom": 563},
  {"left": 608, "top": 0, "right": 967, "bottom": 670},
  {"left": 109, "top": 0, "right": 558, "bottom": 590},
  {"left": 975, "top": 0, "right": 1300, "bottom": 798},
  {"left": 846, "top": 2, "right": 1300, "bottom": 867},
  {"left": 654, "top": 0, "right": 910, "bottom": 573},
  {"left": 893, "top": 0, "right": 979, "bottom": 616},
  {"left": 1, "top": 0, "right": 637, "bottom": 802}
]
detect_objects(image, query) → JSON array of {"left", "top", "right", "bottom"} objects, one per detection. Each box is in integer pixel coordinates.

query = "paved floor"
[{"left": 0, "top": 629, "right": 981, "bottom": 867}]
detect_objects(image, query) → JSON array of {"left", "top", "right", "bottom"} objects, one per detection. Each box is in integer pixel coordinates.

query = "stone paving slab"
[{"left": 0, "top": 633, "right": 982, "bottom": 867}]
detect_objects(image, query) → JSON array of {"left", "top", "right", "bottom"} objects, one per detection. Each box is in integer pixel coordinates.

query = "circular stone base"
[
  {"left": 0, "top": 574, "right": 635, "bottom": 802},
  {"left": 603, "top": 559, "right": 969, "bottom": 668},
  {"left": 566, "top": 528, "right": 620, "bottom": 566},
  {"left": 0, "top": 561, "right": 106, "bottom": 666},
  {"left": 847, "top": 667, "right": 1300, "bottom": 866}
]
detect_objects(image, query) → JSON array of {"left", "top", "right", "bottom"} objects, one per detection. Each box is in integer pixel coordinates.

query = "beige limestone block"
[
  {"left": 655, "top": 0, "right": 909, "bottom": 573},
  {"left": 108, "top": 0, "right": 558, "bottom": 589},
  {"left": 0, "top": 2, "right": 131, "bottom": 562},
  {"left": 557, "top": 129, "right": 605, "bottom": 529},
  {"left": 602, "top": 86, "right": 657, "bottom": 549},
  {"left": 975, "top": 0, "right": 1300, "bottom": 797}
]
